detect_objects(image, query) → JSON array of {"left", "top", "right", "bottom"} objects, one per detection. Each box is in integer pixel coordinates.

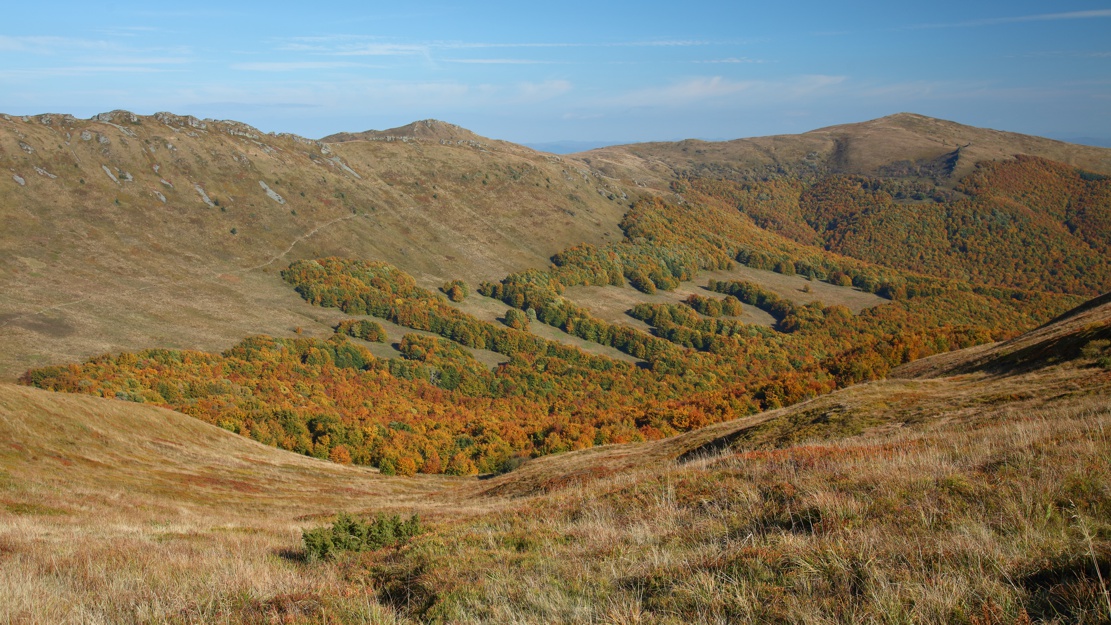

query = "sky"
[{"left": 2, "top": 2, "right": 1110, "bottom": 146}]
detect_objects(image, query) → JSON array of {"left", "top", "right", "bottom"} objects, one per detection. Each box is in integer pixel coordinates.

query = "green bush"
[
  {"left": 302, "top": 512, "right": 422, "bottom": 561},
  {"left": 1081, "top": 340, "right": 1111, "bottom": 369}
]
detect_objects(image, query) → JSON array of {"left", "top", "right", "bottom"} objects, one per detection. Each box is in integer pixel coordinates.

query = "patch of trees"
[{"left": 22, "top": 182, "right": 1088, "bottom": 475}]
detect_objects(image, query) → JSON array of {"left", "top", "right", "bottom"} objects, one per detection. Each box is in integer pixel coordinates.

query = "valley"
[{"left": 2, "top": 110, "right": 1111, "bottom": 623}]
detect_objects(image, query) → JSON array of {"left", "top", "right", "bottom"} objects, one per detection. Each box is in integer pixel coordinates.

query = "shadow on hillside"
[
  {"left": 961, "top": 323, "right": 1111, "bottom": 376},
  {"left": 275, "top": 547, "right": 309, "bottom": 564}
]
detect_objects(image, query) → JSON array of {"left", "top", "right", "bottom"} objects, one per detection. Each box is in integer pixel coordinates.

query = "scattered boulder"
[
  {"left": 259, "top": 180, "right": 286, "bottom": 204},
  {"left": 153, "top": 191, "right": 166, "bottom": 204},
  {"left": 19, "top": 142, "right": 34, "bottom": 154},
  {"left": 194, "top": 184, "right": 216, "bottom": 207},
  {"left": 12, "top": 174, "right": 25, "bottom": 186},
  {"left": 101, "top": 165, "right": 119, "bottom": 184},
  {"left": 80, "top": 131, "right": 93, "bottom": 141},
  {"left": 34, "top": 166, "right": 57, "bottom": 179},
  {"left": 329, "top": 157, "right": 362, "bottom": 179}
]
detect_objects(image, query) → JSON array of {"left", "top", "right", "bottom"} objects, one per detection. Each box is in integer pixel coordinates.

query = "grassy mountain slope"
[
  {"left": 321, "top": 119, "right": 492, "bottom": 145},
  {"left": 5, "top": 111, "right": 1110, "bottom": 382},
  {"left": 580, "top": 112, "right": 1111, "bottom": 189},
  {"left": 0, "top": 111, "right": 631, "bottom": 379},
  {"left": 0, "top": 381, "right": 460, "bottom": 623},
  {"left": 3, "top": 292, "right": 1109, "bottom": 623}
]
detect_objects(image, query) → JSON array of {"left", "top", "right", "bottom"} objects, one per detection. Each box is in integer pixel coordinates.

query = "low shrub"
[{"left": 302, "top": 512, "right": 422, "bottom": 560}]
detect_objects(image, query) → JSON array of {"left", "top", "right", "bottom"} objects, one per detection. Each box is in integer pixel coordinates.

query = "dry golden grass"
[
  {"left": 580, "top": 112, "right": 1111, "bottom": 191},
  {"left": 0, "top": 383, "right": 470, "bottom": 624},
  {"left": 3, "top": 296, "right": 1109, "bottom": 623},
  {"left": 5, "top": 110, "right": 1111, "bottom": 622},
  {"left": 0, "top": 112, "right": 633, "bottom": 379}
]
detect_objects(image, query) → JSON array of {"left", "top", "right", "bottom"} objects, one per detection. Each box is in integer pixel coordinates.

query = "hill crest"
[
  {"left": 578, "top": 112, "right": 1111, "bottom": 187},
  {"left": 321, "top": 119, "right": 489, "bottom": 145}
]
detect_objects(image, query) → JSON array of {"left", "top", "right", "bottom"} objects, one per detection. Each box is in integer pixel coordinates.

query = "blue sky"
[{"left": 2, "top": 2, "right": 1110, "bottom": 145}]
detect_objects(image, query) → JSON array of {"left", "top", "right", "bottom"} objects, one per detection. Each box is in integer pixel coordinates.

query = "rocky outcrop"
[
  {"left": 258, "top": 181, "right": 286, "bottom": 204},
  {"left": 194, "top": 184, "right": 216, "bottom": 207}
]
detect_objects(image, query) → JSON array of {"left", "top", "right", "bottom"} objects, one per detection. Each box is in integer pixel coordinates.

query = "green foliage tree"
[
  {"left": 441, "top": 279, "right": 468, "bottom": 302},
  {"left": 503, "top": 308, "right": 529, "bottom": 330}
]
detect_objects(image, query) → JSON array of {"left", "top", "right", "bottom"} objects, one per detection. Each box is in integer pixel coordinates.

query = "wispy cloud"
[
  {"left": 231, "top": 61, "right": 379, "bottom": 71},
  {"left": 0, "top": 35, "right": 123, "bottom": 54},
  {"left": 1012, "top": 50, "right": 1111, "bottom": 59},
  {"left": 90, "top": 56, "right": 193, "bottom": 65},
  {"left": 331, "top": 43, "right": 429, "bottom": 57},
  {"left": 0, "top": 66, "right": 176, "bottom": 77},
  {"left": 189, "top": 101, "right": 324, "bottom": 111},
  {"left": 913, "top": 9, "right": 1111, "bottom": 29},
  {"left": 515, "top": 80, "right": 572, "bottom": 102},
  {"left": 561, "top": 111, "right": 604, "bottom": 120},
  {"left": 607, "top": 75, "right": 845, "bottom": 107},
  {"left": 276, "top": 35, "right": 721, "bottom": 55},
  {"left": 442, "top": 58, "right": 555, "bottom": 64},
  {"left": 421, "top": 39, "right": 717, "bottom": 50},
  {"left": 694, "top": 57, "right": 763, "bottom": 64}
]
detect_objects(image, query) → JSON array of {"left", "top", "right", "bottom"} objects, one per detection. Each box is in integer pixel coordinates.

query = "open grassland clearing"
[
  {"left": 562, "top": 262, "right": 884, "bottom": 331},
  {"left": 445, "top": 292, "right": 643, "bottom": 364},
  {"left": 0, "top": 112, "right": 633, "bottom": 380}
]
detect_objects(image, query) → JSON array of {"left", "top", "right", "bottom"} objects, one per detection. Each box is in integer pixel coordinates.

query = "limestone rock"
[
  {"left": 12, "top": 174, "right": 25, "bottom": 186},
  {"left": 194, "top": 185, "right": 216, "bottom": 208},
  {"left": 329, "top": 157, "right": 362, "bottom": 179},
  {"left": 259, "top": 181, "right": 286, "bottom": 204}
]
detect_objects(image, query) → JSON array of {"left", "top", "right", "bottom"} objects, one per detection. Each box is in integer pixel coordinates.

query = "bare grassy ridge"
[
  {"left": 0, "top": 111, "right": 631, "bottom": 379},
  {"left": 581, "top": 112, "right": 1111, "bottom": 190},
  {"left": 3, "top": 297, "right": 1110, "bottom": 623}
]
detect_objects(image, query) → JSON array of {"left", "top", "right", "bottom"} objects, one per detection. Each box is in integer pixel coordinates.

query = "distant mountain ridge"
[
  {"left": 321, "top": 119, "right": 490, "bottom": 145},
  {"left": 580, "top": 112, "right": 1111, "bottom": 186},
  {"left": 3, "top": 108, "right": 1111, "bottom": 380}
]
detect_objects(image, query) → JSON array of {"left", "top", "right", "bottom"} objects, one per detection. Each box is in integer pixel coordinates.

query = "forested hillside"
[{"left": 23, "top": 185, "right": 1088, "bottom": 474}]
